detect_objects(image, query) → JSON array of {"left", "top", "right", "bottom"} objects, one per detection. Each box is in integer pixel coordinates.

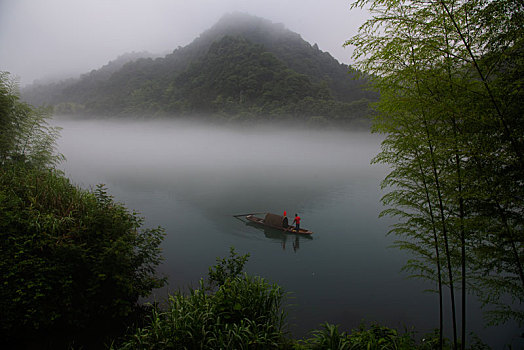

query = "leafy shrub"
[
  {"left": 296, "top": 322, "right": 446, "bottom": 350},
  {"left": 207, "top": 246, "right": 250, "bottom": 287},
  {"left": 347, "top": 323, "right": 417, "bottom": 350},
  {"left": 0, "top": 163, "right": 165, "bottom": 348},
  {"left": 298, "top": 322, "right": 352, "bottom": 350},
  {"left": 0, "top": 72, "right": 62, "bottom": 168},
  {"left": 114, "top": 249, "right": 288, "bottom": 349}
]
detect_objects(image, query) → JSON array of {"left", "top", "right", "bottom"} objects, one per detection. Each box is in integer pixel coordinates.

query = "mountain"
[
  {"left": 22, "top": 51, "right": 155, "bottom": 108},
  {"left": 22, "top": 13, "right": 376, "bottom": 125}
]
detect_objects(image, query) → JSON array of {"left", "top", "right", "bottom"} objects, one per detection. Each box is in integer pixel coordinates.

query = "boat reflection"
[{"left": 246, "top": 221, "right": 312, "bottom": 252}]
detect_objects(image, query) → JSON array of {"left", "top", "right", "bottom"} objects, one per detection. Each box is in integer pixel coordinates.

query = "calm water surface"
[{"left": 54, "top": 118, "right": 521, "bottom": 348}]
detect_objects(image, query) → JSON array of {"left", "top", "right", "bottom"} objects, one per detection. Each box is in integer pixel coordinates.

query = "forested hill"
[{"left": 22, "top": 13, "right": 376, "bottom": 124}]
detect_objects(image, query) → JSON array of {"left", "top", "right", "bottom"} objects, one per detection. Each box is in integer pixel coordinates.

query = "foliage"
[
  {"left": 345, "top": 0, "right": 523, "bottom": 348},
  {"left": 115, "top": 250, "right": 450, "bottom": 350},
  {"left": 0, "top": 72, "right": 62, "bottom": 167},
  {"left": 297, "top": 323, "right": 352, "bottom": 350},
  {"left": 207, "top": 246, "right": 250, "bottom": 287},
  {"left": 0, "top": 163, "right": 166, "bottom": 348},
  {"left": 114, "top": 250, "right": 287, "bottom": 350},
  {"left": 21, "top": 14, "right": 375, "bottom": 125},
  {"left": 346, "top": 324, "right": 416, "bottom": 350},
  {"left": 1, "top": 72, "right": 166, "bottom": 347},
  {"left": 296, "top": 322, "right": 444, "bottom": 350}
]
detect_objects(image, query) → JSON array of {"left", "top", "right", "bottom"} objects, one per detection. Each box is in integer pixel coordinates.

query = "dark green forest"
[
  {"left": 22, "top": 13, "right": 375, "bottom": 125},
  {"left": 0, "top": 72, "right": 166, "bottom": 348}
]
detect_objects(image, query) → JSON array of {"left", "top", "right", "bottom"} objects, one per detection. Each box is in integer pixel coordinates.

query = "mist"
[
  {"left": 0, "top": 0, "right": 369, "bottom": 86},
  {"left": 55, "top": 118, "right": 385, "bottom": 217}
]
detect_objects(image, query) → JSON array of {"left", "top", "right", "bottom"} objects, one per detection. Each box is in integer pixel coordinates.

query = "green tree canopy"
[
  {"left": 0, "top": 72, "right": 166, "bottom": 348},
  {"left": 0, "top": 72, "right": 62, "bottom": 167},
  {"left": 346, "top": 0, "right": 523, "bottom": 348}
]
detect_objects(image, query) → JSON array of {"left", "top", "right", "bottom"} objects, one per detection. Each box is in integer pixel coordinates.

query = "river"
[{"left": 53, "top": 117, "right": 521, "bottom": 348}]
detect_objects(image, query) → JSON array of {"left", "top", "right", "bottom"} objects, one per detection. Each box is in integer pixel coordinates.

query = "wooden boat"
[{"left": 245, "top": 213, "right": 313, "bottom": 235}]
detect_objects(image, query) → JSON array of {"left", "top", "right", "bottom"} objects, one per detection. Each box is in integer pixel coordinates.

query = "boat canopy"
[{"left": 264, "top": 213, "right": 289, "bottom": 228}]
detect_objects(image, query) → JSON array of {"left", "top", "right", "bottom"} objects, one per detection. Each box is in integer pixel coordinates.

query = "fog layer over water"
[{"left": 54, "top": 118, "right": 520, "bottom": 347}]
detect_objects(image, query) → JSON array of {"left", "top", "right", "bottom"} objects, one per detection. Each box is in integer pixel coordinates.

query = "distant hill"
[
  {"left": 22, "top": 51, "right": 156, "bottom": 108},
  {"left": 22, "top": 13, "right": 376, "bottom": 125}
]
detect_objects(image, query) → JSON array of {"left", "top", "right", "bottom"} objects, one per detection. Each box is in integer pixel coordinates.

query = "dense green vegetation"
[
  {"left": 113, "top": 249, "right": 446, "bottom": 350},
  {"left": 0, "top": 73, "right": 62, "bottom": 168},
  {"left": 22, "top": 13, "right": 375, "bottom": 125},
  {"left": 112, "top": 248, "right": 288, "bottom": 349},
  {"left": 346, "top": 0, "right": 523, "bottom": 348},
  {"left": 1, "top": 73, "right": 166, "bottom": 348}
]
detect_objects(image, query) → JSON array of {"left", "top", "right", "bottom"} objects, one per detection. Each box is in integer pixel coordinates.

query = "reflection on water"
[
  {"left": 52, "top": 117, "right": 522, "bottom": 348},
  {"left": 243, "top": 220, "right": 313, "bottom": 252}
]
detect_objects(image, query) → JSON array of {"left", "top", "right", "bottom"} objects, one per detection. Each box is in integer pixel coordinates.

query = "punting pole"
[{"left": 233, "top": 212, "right": 266, "bottom": 217}]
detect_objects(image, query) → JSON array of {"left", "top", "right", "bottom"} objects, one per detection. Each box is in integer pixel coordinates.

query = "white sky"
[{"left": 0, "top": 0, "right": 369, "bottom": 86}]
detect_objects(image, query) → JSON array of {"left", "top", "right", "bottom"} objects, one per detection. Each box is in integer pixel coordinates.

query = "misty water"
[{"left": 54, "top": 117, "right": 520, "bottom": 348}]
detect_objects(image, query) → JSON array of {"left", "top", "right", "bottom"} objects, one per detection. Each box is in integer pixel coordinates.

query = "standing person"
[
  {"left": 283, "top": 210, "right": 289, "bottom": 229},
  {"left": 292, "top": 213, "right": 301, "bottom": 232}
]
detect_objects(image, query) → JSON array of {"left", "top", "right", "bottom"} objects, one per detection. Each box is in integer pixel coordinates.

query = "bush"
[
  {"left": 207, "top": 246, "right": 250, "bottom": 287},
  {"left": 114, "top": 249, "right": 288, "bottom": 349},
  {"left": 0, "top": 72, "right": 62, "bottom": 168},
  {"left": 0, "top": 163, "right": 165, "bottom": 348},
  {"left": 115, "top": 249, "right": 451, "bottom": 350},
  {"left": 296, "top": 322, "right": 446, "bottom": 350}
]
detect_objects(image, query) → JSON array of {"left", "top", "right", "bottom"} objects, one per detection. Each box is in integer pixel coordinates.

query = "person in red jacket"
[{"left": 292, "top": 213, "right": 301, "bottom": 232}]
